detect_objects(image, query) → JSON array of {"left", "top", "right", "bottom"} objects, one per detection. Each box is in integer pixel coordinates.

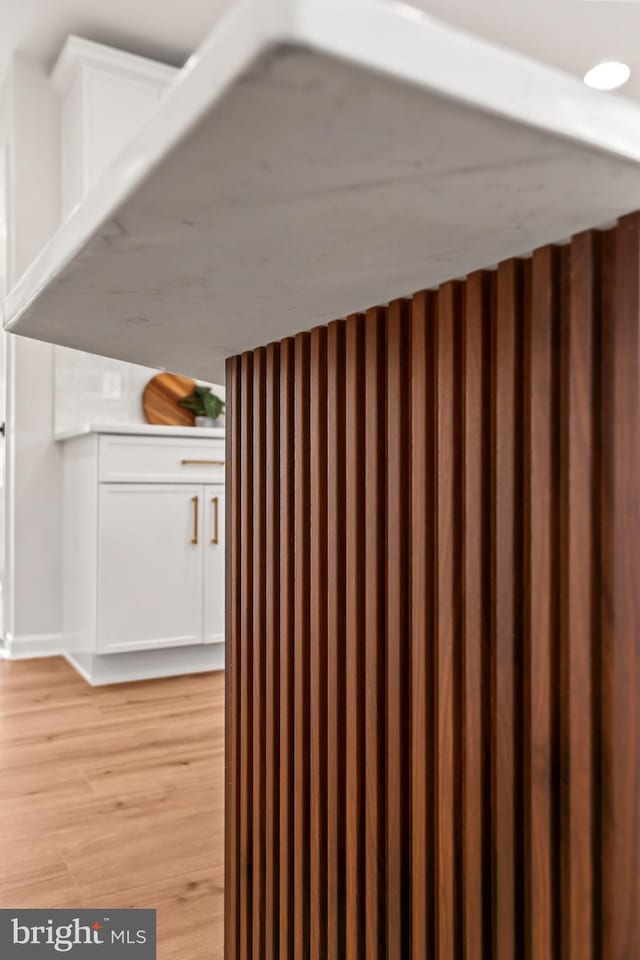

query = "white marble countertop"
[
  {"left": 7, "top": 0, "right": 640, "bottom": 381},
  {"left": 55, "top": 422, "right": 226, "bottom": 442}
]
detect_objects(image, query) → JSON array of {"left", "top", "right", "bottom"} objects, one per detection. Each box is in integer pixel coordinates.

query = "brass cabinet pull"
[
  {"left": 211, "top": 497, "right": 219, "bottom": 545},
  {"left": 181, "top": 459, "right": 225, "bottom": 466},
  {"left": 191, "top": 496, "right": 199, "bottom": 544}
]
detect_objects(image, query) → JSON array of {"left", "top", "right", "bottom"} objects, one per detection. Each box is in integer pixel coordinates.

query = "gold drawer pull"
[
  {"left": 211, "top": 497, "right": 219, "bottom": 545},
  {"left": 191, "top": 496, "right": 199, "bottom": 544},
  {"left": 181, "top": 459, "right": 225, "bottom": 466}
]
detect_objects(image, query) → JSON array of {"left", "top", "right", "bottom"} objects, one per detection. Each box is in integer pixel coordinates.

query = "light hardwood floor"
[{"left": 0, "top": 657, "right": 224, "bottom": 959}]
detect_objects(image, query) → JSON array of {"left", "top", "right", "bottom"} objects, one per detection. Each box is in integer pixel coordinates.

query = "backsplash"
[{"left": 54, "top": 346, "right": 225, "bottom": 434}]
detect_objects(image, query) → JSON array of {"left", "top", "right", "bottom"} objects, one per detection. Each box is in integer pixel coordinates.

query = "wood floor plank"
[{"left": 0, "top": 658, "right": 225, "bottom": 960}]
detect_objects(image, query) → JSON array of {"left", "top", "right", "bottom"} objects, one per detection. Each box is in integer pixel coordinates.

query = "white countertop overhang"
[{"left": 6, "top": 0, "right": 640, "bottom": 381}]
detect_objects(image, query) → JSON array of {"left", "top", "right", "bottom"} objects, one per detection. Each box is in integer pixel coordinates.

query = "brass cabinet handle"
[
  {"left": 181, "top": 459, "right": 225, "bottom": 466},
  {"left": 191, "top": 496, "right": 199, "bottom": 544},
  {"left": 211, "top": 497, "right": 219, "bottom": 545}
]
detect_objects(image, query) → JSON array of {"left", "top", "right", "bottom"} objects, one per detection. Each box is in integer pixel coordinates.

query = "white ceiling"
[
  {"left": 409, "top": 0, "right": 640, "bottom": 100},
  {"left": 0, "top": 0, "right": 638, "bottom": 99}
]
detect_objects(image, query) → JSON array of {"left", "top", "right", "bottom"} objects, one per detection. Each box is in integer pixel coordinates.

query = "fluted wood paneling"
[{"left": 225, "top": 212, "right": 640, "bottom": 960}]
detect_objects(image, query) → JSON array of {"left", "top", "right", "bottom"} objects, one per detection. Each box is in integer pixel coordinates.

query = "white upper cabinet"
[{"left": 51, "top": 36, "right": 177, "bottom": 220}]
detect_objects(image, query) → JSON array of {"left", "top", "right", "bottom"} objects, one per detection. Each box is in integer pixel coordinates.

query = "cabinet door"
[
  {"left": 203, "top": 485, "right": 225, "bottom": 645},
  {"left": 97, "top": 483, "right": 204, "bottom": 653}
]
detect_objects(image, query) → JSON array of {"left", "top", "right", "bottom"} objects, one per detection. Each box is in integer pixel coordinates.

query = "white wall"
[
  {"left": 54, "top": 346, "right": 225, "bottom": 434},
  {"left": 0, "top": 49, "right": 224, "bottom": 655},
  {"left": 54, "top": 348, "right": 159, "bottom": 433},
  {"left": 2, "top": 54, "right": 63, "bottom": 652}
]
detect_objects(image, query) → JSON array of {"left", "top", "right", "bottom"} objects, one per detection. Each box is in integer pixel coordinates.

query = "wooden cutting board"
[{"left": 142, "top": 372, "right": 197, "bottom": 426}]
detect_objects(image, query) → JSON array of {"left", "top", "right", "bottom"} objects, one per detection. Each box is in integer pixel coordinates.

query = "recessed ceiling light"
[{"left": 584, "top": 61, "right": 630, "bottom": 91}]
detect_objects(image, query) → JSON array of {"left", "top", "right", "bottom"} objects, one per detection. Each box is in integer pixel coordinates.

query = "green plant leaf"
[{"left": 177, "top": 386, "right": 225, "bottom": 420}]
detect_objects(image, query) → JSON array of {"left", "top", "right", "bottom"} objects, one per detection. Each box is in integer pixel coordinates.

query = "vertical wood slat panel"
[
  {"left": 561, "top": 232, "right": 595, "bottom": 960},
  {"left": 435, "top": 281, "right": 463, "bottom": 960},
  {"left": 226, "top": 215, "right": 640, "bottom": 960},
  {"left": 264, "top": 343, "right": 280, "bottom": 960},
  {"left": 595, "top": 228, "right": 615, "bottom": 960},
  {"left": 252, "top": 348, "right": 267, "bottom": 960},
  {"left": 326, "top": 320, "right": 346, "bottom": 960},
  {"left": 278, "top": 339, "right": 295, "bottom": 960},
  {"left": 225, "top": 355, "right": 241, "bottom": 960},
  {"left": 410, "top": 291, "right": 436, "bottom": 960},
  {"left": 310, "top": 327, "right": 328, "bottom": 960},
  {"left": 462, "top": 272, "right": 492, "bottom": 959},
  {"left": 525, "top": 246, "right": 560, "bottom": 960},
  {"left": 386, "top": 298, "right": 411, "bottom": 959},
  {"left": 345, "top": 313, "right": 366, "bottom": 959},
  {"left": 239, "top": 351, "right": 254, "bottom": 960},
  {"left": 491, "top": 260, "right": 521, "bottom": 960},
  {"left": 293, "top": 333, "right": 311, "bottom": 960},
  {"left": 364, "top": 306, "right": 387, "bottom": 960},
  {"left": 601, "top": 212, "right": 640, "bottom": 960}
]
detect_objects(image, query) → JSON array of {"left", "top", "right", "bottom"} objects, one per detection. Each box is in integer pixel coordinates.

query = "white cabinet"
[
  {"left": 98, "top": 483, "right": 205, "bottom": 652},
  {"left": 204, "top": 487, "right": 225, "bottom": 645},
  {"left": 62, "top": 428, "right": 225, "bottom": 676}
]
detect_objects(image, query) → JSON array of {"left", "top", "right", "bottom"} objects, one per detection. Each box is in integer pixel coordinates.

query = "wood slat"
[
  {"left": 264, "top": 343, "right": 281, "bottom": 960},
  {"left": 386, "top": 298, "right": 411, "bottom": 958},
  {"left": 435, "top": 281, "right": 463, "bottom": 959},
  {"left": 326, "top": 320, "right": 346, "bottom": 959},
  {"left": 345, "top": 313, "right": 366, "bottom": 959},
  {"left": 252, "top": 348, "right": 267, "bottom": 960},
  {"left": 410, "top": 291, "right": 436, "bottom": 960},
  {"left": 310, "top": 326, "right": 328, "bottom": 960},
  {"left": 364, "top": 306, "right": 387, "bottom": 960},
  {"left": 239, "top": 351, "right": 254, "bottom": 960},
  {"left": 278, "top": 338, "right": 295, "bottom": 960},
  {"left": 462, "top": 271, "right": 492, "bottom": 959},
  {"left": 560, "top": 232, "right": 595, "bottom": 960},
  {"left": 293, "top": 332, "right": 311, "bottom": 960},
  {"left": 224, "top": 355, "right": 241, "bottom": 960},
  {"left": 491, "top": 260, "right": 521, "bottom": 960},
  {"left": 525, "top": 246, "right": 560, "bottom": 960},
  {"left": 600, "top": 212, "right": 640, "bottom": 960}
]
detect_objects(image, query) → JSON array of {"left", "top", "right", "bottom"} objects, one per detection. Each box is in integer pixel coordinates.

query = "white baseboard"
[
  {"left": 64, "top": 643, "right": 225, "bottom": 686},
  {"left": 3, "top": 632, "right": 64, "bottom": 659}
]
